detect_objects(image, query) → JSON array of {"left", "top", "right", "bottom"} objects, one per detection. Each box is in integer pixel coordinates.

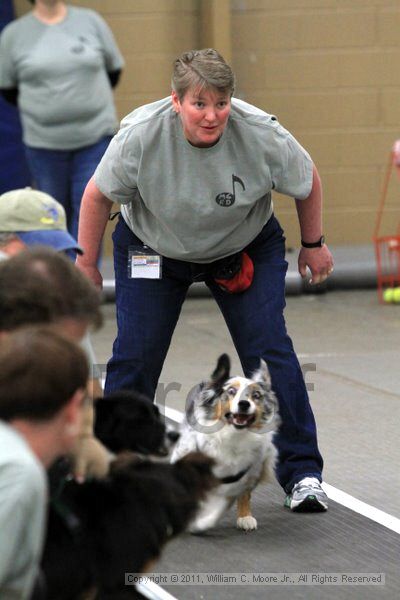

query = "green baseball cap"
[{"left": 0, "top": 188, "right": 83, "bottom": 254}]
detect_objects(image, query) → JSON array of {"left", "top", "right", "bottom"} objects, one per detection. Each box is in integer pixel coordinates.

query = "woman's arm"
[
  {"left": 295, "top": 164, "right": 334, "bottom": 285},
  {"left": 76, "top": 177, "right": 113, "bottom": 288}
]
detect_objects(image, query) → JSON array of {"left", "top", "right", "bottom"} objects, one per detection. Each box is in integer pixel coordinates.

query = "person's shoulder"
[
  {"left": 9, "top": 456, "right": 45, "bottom": 492},
  {"left": 69, "top": 6, "right": 107, "bottom": 26},
  {"left": 68, "top": 6, "right": 97, "bottom": 18},
  {"left": 0, "top": 463, "right": 46, "bottom": 516},
  {"left": 0, "top": 11, "right": 35, "bottom": 41},
  {"left": 0, "top": 426, "right": 46, "bottom": 496},
  {"left": 120, "top": 97, "right": 173, "bottom": 133},
  {"left": 230, "top": 98, "right": 283, "bottom": 132}
]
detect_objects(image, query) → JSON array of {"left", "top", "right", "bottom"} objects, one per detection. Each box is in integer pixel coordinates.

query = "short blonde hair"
[{"left": 172, "top": 48, "right": 235, "bottom": 100}]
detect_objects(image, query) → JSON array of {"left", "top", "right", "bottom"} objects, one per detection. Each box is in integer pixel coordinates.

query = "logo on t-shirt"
[
  {"left": 215, "top": 174, "right": 245, "bottom": 207},
  {"left": 70, "top": 44, "right": 85, "bottom": 54}
]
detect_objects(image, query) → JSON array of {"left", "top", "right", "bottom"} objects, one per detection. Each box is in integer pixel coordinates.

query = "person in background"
[
  {"left": 0, "top": 327, "right": 88, "bottom": 600},
  {"left": 0, "top": 187, "right": 82, "bottom": 258},
  {"left": 0, "top": 245, "right": 102, "bottom": 341},
  {"left": 77, "top": 48, "right": 334, "bottom": 513},
  {"left": 0, "top": 0, "right": 124, "bottom": 243}
]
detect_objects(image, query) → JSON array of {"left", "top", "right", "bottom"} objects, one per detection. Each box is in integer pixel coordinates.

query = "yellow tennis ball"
[
  {"left": 383, "top": 288, "right": 394, "bottom": 303},
  {"left": 393, "top": 287, "right": 400, "bottom": 303}
]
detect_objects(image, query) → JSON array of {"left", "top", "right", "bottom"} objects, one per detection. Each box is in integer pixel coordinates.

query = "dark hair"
[
  {"left": 172, "top": 48, "right": 235, "bottom": 100},
  {"left": 0, "top": 247, "right": 102, "bottom": 332},
  {"left": 0, "top": 327, "right": 88, "bottom": 421}
]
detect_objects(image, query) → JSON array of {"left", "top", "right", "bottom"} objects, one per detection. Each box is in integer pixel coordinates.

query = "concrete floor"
[
  {"left": 91, "top": 287, "right": 400, "bottom": 599},
  {"left": 91, "top": 287, "right": 400, "bottom": 519}
]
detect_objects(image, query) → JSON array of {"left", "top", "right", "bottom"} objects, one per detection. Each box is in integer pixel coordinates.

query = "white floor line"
[
  {"left": 322, "top": 483, "right": 400, "bottom": 535},
  {"left": 137, "top": 579, "right": 178, "bottom": 600},
  {"left": 161, "top": 405, "right": 184, "bottom": 423},
  {"left": 162, "top": 406, "right": 400, "bottom": 536}
]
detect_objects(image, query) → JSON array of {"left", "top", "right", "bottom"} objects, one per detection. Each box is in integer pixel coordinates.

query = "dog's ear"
[
  {"left": 210, "top": 354, "right": 230, "bottom": 388},
  {"left": 174, "top": 452, "right": 217, "bottom": 496},
  {"left": 197, "top": 354, "right": 231, "bottom": 405},
  {"left": 191, "top": 355, "right": 230, "bottom": 409},
  {"left": 253, "top": 358, "right": 272, "bottom": 389}
]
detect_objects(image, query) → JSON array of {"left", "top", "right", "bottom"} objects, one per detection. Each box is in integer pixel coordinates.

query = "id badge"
[{"left": 128, "top": 246, "right": 162, "bottom": 279}]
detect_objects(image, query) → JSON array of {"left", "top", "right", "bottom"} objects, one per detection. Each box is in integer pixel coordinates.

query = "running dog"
[
  {"left": 42, "top": 390, "right": 182, "bottom": 599},
  {"left": 42, "top": 452, "right": 216, "bottom": 600},
  {"left": 171, "top": 354, "right": 280, "bottom": 532}
]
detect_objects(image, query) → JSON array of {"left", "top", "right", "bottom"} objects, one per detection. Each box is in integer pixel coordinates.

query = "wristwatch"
[{"left": 301, "top": 235, "right": 325, "bottom": 248}]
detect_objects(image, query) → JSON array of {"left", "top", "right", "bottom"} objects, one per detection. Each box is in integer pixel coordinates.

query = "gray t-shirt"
[
  {"left": 0, "top": 421, "right": 47, "bottom": 600},
  {"left": 0, "top": 7, "right": 124, "bottom": 150},
  {"left": 94, "top": 97, "right": 313, "bottom": 263}
]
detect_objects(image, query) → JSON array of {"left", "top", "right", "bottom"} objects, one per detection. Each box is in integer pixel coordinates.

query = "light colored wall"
[
  {"left": 13, "top": 0, "right": 400, "bottom": 248},
  {"left": 232, "top": 0, "right": 400, "bottom": 245}
]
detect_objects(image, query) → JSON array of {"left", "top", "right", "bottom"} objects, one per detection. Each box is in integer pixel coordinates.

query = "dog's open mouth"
[{"left": 225, "top": 412, "right": 256, "bottom": 429}]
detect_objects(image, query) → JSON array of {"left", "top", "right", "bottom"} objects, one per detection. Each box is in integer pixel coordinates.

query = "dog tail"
[{"left": 174, "top": 451, "right": 217, "bottom": 497}]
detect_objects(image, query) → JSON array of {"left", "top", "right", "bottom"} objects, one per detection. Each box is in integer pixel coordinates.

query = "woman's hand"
[
  {"left": 75, "top": 260, "right": 103, "bottom": 289},
  {"left": 298, "top": 245, "right": 334, "bottom": 285}
]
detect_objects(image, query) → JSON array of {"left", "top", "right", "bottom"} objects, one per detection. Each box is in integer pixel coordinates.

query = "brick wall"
[{"left": 232, "top": 0, "right": 400, "bottom": 244}]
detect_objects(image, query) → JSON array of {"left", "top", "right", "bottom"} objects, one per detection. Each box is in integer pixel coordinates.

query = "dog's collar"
[{"left": 220, "top": 467, "right": 250, "bottom": 484}]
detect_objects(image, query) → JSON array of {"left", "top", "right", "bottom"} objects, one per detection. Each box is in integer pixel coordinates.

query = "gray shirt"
[
  {"left": 94, "top": 97, "right": 313, "bottom": 263},
  {"left": 0, "top": 422, "right": 47, "bottom": 600},
  {"left": 0, "top": 6, "right": 124, "bottom": 150}
]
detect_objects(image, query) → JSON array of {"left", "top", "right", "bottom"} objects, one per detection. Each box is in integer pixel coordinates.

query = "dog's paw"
[
  {"left": 237, "top": 516, "right": 257, "bottom": 531},
  {"left": 188, "top": 520, "right": 210, "bottom": 535},
  {"left": 188, "top": 511, "right": 220, "bottom": 534},
  {"left": 188, "top": 513, "right": 217, "bottom": 534}
]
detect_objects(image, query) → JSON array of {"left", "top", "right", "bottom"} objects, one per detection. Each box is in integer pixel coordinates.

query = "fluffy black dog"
[
  {"left": 94, "top": 390, "right": 179, "bottom": 457},
  {"left": 41, "top": 390, "right": 183, "bottom": 599},
  {"left": 42, "top": 452, "right": 216, "bottom": 600}
]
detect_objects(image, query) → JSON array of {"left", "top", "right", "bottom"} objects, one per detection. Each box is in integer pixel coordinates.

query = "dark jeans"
[
  {"left": 106, "top": 215, "right": 324, "bottom": 492},
  {"left": 25, "top": 136, "right": 112, "bottom": 242}
]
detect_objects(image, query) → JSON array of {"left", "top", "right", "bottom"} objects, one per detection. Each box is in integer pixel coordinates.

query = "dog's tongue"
[{"left": 233, "top": 413, "right": 250, "bottom": 425}]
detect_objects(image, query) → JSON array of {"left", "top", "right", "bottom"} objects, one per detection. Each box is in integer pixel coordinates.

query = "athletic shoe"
[{"left": 284, "top": 477, "right": 328, "bottom": 512}]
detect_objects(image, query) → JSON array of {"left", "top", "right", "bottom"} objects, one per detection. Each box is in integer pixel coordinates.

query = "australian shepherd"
[
  {"left": 171, "top": 354, "right": 280, "bottom": 533},
  {"left": 42, "top": 452, "right": 217, "bottom": 599}
]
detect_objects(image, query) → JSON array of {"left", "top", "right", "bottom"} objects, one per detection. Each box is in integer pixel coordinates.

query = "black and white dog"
[
  {"left": 42, "top": 452, "right": 217, "bottom": 600},
  {"left": 95, "top": 389, "right": 180, "bottom": 458},
  {"left": 171, "top": 354, "right": 280, "bottom": 532},
  {"left": 42, "top": 390, "right": 184, "bottom": 600}
]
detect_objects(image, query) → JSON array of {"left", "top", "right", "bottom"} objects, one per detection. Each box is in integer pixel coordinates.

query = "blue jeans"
[
  {"left": 106, "top": 215, "right": 324, "bottom": 492},
  {"left": 25, "top": 137, "right": 112, "bottom": 242}
]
